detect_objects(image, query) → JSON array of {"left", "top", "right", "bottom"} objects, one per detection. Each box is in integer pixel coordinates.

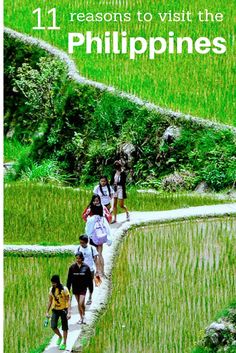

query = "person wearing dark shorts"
[
  {"left": 66, "top": 251, "right": 93, "bottom": 324},
  {"left": 46, "top": 275, "right": 71, "bottom": 351}
]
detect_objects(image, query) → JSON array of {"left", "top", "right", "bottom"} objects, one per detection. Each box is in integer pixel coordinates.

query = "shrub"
[{"left": 4, "top": 34, "right": 236, "bottom": 191}]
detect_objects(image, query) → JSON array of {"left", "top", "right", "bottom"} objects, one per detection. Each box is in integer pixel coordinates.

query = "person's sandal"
[
  {"left": 111, "top": 220, "right": 117, "bottom": 224},
  {"left": 77, "top": 318, "right": 86, "bottom": 324},
  {"left": 86, "top": 299, "right": 92, "bottom": 305},
  {"left": 59, "top": 343, "right": 66, "bottom": 350},
  {"left": 56, "top": 337, "right": 62, "bottom": 346},
  {"left": 126, "top": 212, "right": 130, "bottom": 221}
]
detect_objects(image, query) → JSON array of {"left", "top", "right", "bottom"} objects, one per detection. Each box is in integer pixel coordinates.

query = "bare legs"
[
  {"left": 112, "top": 198, "right": 129, "bottom": 222},
  {"left": 62, "top": 330, "right": 68, "bottom": 345},
  {"left": 96, "top": 244, "right": 104, "bottom": 276},
  {"left": 75, "top": 294, "right": 86, "bottom": 323},
  {"left": 53, "top": 327, "right": 62, "bottom": 338},
  {"left": 53, "top": 326, "right": 67, "bottom": 345}
]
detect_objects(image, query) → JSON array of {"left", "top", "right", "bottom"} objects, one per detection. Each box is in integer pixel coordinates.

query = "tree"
[{"left": 13, "top": 56, "right": 68, "bottom": 133}]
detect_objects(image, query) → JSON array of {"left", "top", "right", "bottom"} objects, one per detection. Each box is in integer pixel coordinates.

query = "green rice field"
[
  {"left": 4, "top": 255, "right": 74, "bottom": 353},
  {"left": 4, "top": 0, "right": 235, "bottom": 125},
  {"left": 4, "top": 182, "right": 232, "bottom": 244},
  {"left": 82, "top": 217, "right": 236, "bottom": 353}
]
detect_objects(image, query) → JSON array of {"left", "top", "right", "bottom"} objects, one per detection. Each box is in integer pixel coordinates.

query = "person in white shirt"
[
  {"left": 93, "top": 176, "right": 114, "bottom": 210},
  {"left": 75, "top": 234, "right": 100, "bottom": 305}
]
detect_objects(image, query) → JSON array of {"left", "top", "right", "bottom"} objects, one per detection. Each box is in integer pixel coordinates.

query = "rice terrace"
[
  {"left": 4, "top": 0, "right": 235, "bottom": 124},
  {"left": 3, "top": 0, "right": 236, "bottom": 352}
]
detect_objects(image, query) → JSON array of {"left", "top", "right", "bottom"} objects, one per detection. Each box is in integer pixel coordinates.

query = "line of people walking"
[{"left": 45, "top": 161, "right": 130, "bottom": 351}]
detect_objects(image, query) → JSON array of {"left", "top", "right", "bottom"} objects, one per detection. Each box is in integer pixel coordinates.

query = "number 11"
[{"left": 33, "top": 8, "right": 60, "bottom": 30}]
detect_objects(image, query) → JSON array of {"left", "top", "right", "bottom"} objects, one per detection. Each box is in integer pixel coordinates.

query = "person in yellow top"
[{"left": 46, "top": 275, "right": 71, "bottom": 351}]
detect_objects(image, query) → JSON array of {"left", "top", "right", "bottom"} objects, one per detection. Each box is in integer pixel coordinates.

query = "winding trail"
[
  {"left": 4, "top": 26, "right": 236, "bottom": 353},
  {"left": 4, "top": 27, "right": 236, "bottom": 134},
  {"left": 4, "top": 203, "right": 236, "bottom": 352}
]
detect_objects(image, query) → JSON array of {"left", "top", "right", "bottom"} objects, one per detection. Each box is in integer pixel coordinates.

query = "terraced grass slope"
[{"left": 4, "top": 0, "right": 235, "bottom": 125}]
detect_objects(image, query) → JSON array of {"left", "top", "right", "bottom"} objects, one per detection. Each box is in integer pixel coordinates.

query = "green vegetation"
[
  {"left": 4, "top": 182, "right": 232, "bottom": 245},
  {"left": 4, "top": 1, "right": 235, "bottom": 124},
  {"left": 192, "top": 301, "right": 236, "bottom": 353},
  {"left": 4, "top": 183, "right": 90, "bottom": 245},
  {"left": 4, "top": 254, "right": 74, "bottom": 353},
  {"left": 4, "top": 138, "right": 30, "bottom": 162},
  {"left": 4, "top": 34, "right": 236, "bottom": 191},
  {"left": 81, "top": 218, "right": 236, "bottom": 353}
]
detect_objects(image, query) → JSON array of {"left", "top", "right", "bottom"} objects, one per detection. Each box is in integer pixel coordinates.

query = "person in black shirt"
[{"left": 66, "top": 251, "right": 93, "bottom": 324}]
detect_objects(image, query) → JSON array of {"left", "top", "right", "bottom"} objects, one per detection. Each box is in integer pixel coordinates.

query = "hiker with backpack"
[
  {"left": 46, "top": 275, "right": 71, "bottom": 351},
  {"left": 75, "top": 234, "right": 100, "bottom": 305},
  {"left": 82, "top": 194, "right": 112, "bottom": 277},
  {"left": 93, "top": 176, "right": 114, "bottom": 210},
  {"left": 82, "top": 194, "right": 112, "bottom": 223},
  {"left": 66, "top": 251, "right": 93, "bottom": 325}
]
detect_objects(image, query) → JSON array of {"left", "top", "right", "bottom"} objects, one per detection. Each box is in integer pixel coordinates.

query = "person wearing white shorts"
[{"left": 110, "top": 160, "right": 130, "bottom": 223}]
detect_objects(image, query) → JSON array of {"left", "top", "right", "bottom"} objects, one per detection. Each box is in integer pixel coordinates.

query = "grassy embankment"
[
  {"left": 4, "top": 0, "right": 235, "bottom": 125},
  {"left": 4, "top": 36, "right": 236, "bottom": 191},
  {"left": 81, "top": 218, "right": 236, "bottom": 353}
]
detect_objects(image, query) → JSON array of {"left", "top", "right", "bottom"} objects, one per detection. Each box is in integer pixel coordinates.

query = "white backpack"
[{"left": 91, "top": 217, "right": 108, "bottom": 245}]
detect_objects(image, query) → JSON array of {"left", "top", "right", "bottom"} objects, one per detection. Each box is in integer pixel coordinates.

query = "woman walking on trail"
[
  {"left": 66, "top": 251, "right": 93, "bottom": 325},
  {"left": 110, "top": 160, "right": 130, "bottom": 223},
  {"left": 82, "top": 194, "right": 112, "bottom": 223},
  {"left": 93, "top": 176, "right": 114, "bottom": 210},
  {"left": 46, "top": 275, "right": 71, "bottom": 351},
  {"left": 82, "top": 194, "right": 112, "bottom": 277}
]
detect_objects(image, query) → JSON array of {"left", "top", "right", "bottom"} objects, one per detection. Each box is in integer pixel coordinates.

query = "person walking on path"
[
  {"left": 82, "top": 194, "right": 112, "bottom": 223},
  {"left": 82, "top": 195, "right": 112, "bottom": 277},
  {"left": 110, "top": 160, "right": 130, "bottom": 223},
  {"left": 75, "top": 234, "right": 100, "bottom": 305},
  {"left": 46, "top": 275, "right": 71, "bottom": 351},
  {"left": 93, "top": 176, "right": 114, "bottom": 210},
  {"left": 66, "top": 251, "right": 93, "bottom": 324}
]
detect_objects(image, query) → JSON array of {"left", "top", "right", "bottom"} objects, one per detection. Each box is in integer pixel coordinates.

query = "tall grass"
[
  {"left": 126, "top": 189, "right": 231, "bottom": 211},
  {"left": 4, "top": 138, "right": 30, "bottom": 162},
  {"left": 4, "top": 0, "right": 235, "bottom": 124},
  {"left": 4, "top": 182, "right": 231, "bottom": 244},
  {"left": 4, "top": 254, "right": 74, "bottom": 353},
  {"left": 4, "top": 183, "right": 91, "bottom": 244},
  {"left": 82, "top": 217, "right": 236, "bottom": 353}
]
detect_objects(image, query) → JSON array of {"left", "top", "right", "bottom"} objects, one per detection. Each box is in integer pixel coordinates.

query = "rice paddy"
[
  {"left": 4, "top": 0, "right": 235, "bottom": 124},
  {"left": 4, "top": 181, "right": 236, "bottom": 352},
  {"left": 4, "top": 254, "right": 74, "bottom": 353},
  {"left": 4, "top": 182, "right": 231, "bottom": 244},
  {"left": 81, "top": 217, "right": 236, "bottom": 353}
]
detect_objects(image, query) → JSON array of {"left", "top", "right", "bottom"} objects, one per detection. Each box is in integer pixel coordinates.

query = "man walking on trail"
[
  {"left": 67, "top": 251, "right": 93, "bottom": 324},
  {"left": 46, "top": 274, "right": 71, "bottom": 351},
  {"left": 76, "top": 234, "right": 100, "bottom": 305}
]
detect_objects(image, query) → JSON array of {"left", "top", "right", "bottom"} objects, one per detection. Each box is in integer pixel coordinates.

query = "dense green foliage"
[
  {"left": 4, "top": 138, "right": 31, "bottom": 162},
  {"left": 4, "top": 35, "right": 236, "bottom": 191},
  {"left": 192, "top": 302, "right": 236, "bottom": 353},
  {"left": 81, "top": 218, "right": 236, "bottom": 353},
  {"left": 4, "top": 182, "right": 229, "bottom": 245},
  {"left": 4, "top": 0, "right": 235, "bottom": 124},
  {"left": 4, "top": 35, "right": 49, "bottom": 138}
]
